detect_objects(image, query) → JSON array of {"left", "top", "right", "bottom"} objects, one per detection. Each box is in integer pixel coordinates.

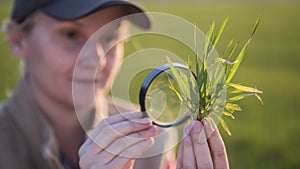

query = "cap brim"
[{"left": 40, "top": 0, "right": 151, "bottom": 29}]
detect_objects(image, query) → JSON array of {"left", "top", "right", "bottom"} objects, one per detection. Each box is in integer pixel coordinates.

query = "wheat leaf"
[
  {"left": 225, "top": 103, "right": 242, "bottom": 112},
  {"left": 168, "top": 78, "right": 183, "bottom": 102},
  {"left": 226, "top": 39, "right": 250, "bottom": 83},
  {"left": 204, "top": 22, "right": 215, "bottom": 58},
  {"left": 223, "top": 111, "right": 236, "bottom": 119},
  {"left": 228, "top": 83, "right": 263, "bottom": 94},
  {"left": 220, "top": 118, "right": 232, "bottom": 136},
  {"left": 226, "top": 18, "right": 260, "bottom": 83},
  {"left": 166, "top": 57, "right": 190, "bottom": 97},
  {"left": 255, "top": 93, "right": 264, "bottom": 105},
  {"left": 228, "top": 41, "right": 240, "bottom": 59},
  {"left": 229, "top": 93, "right": 253, "bottom": 102},
  {"left": 222, "top": 39, "right": 234, "bottom": 57},
  {"left": 250, "top": 17, "right": 261, "bottom": 38},
  {"left": 213, "top": 17, "right": 229, "bottom": 48}
]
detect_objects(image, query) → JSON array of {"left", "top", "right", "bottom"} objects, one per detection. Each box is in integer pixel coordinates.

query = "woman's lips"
[
  {"left": 72, "top": 73, "right": 104, "bottom": 84},
  {"left": 74, "top": 79, "right": 96, "bottom": 83},
  {"left": 72, "top": 78, "right": 101, "bottom": 84}
]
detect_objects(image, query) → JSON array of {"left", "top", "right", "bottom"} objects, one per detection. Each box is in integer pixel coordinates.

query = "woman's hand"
[
  {"left": 176, "top": 119, "right": 229, "bottom": 169},
  {"left": 79, "top": 111, "right": 158, "bottom": 169}
]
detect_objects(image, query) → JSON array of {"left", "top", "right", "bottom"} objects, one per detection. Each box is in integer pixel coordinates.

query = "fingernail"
[
  {"left": 146, "top": 125, "right": 157, "bottom": 133},
  {"left": 184, "top": 122, "right": 193, "bottom": 134},
  {"left": 145, "top": 137, "right": 154, "bottom": 145},
  {"left": 202, "top": 118, "right": 209, "bottom": 124},
  {"left": 198, "top": 133, "right": 208, "bottom": 144},
  {"left": 134, "top": 118, "right": 152, "bottom": 124},
  {"left": 193, "top": 121, "right": 202, "bottom": 133},
  {"left": 203, "top": 118, "right": 215, "bottom": 130}
]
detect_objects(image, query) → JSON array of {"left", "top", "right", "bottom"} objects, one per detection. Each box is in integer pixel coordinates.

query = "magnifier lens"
[{"left": 143, "top": 65, "right": 199, "bottom": 127}]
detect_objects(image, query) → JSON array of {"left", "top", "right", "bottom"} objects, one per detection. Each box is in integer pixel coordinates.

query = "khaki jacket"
[
  {"left": 0, "top": 77, "right": 175, "bottom": 169},
  {"left": 0, "top": 78, "right": 64, "bottom": 168}
]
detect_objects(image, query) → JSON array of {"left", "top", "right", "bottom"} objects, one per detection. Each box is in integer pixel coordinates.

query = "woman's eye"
[
  {"left": 58, "top": 28, "right": 86, "bottom": 50},
  {"left": 59, "top": 28, "right": 83, "bottom": 41},
  {"left": 63, "top": 30, "right": 78, "bottom": 39}
]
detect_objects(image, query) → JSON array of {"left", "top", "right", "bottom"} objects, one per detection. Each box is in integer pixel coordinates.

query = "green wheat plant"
[{"left": 167, "top": 17, "right": 263, "bottom": 136}]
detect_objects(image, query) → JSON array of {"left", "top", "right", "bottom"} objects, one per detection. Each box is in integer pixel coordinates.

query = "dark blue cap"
[{"left": 11, "top": 0, "right": 150, "bottom": 29}]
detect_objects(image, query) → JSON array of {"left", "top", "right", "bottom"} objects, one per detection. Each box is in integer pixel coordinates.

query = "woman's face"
[{"left": 17, "top": 6, "right": 126, "bottom": 109}]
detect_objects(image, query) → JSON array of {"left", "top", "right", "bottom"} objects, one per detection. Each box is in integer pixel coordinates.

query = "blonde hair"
[
  {"left": 0, "top": 14, "right": 36, "bottom": 78},
  {"left": 1, "top": 12, "right": 36, "bottom": 35}
]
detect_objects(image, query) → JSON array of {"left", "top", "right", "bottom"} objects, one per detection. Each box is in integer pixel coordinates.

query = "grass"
[
  {"left": 0, "top": 1, "right": 19, "bottom": 101},
  {"left": 1, "top": 1, "right": 300, "bottom": 169}
]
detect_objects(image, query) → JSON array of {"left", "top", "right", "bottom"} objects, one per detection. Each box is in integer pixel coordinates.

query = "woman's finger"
[
  {"left": 106, "top": 138, "right": 155, "bottom": 168},
  {"left": 202, "top": 119, "right": 229, "bottom": 169},
  {"left": 80, "top": 112, "right": 145, "bottom": 153},
  {"left": 79, "top": 113, "right": 156, "bottom": 168},
  {"left": 176, "top": 141, "right": 183, "bottom": 169},
  {"left": 90, "top": 111, "right": 145, "bottom": 139},
  {"left": 182, "top": 123, "right": 197, "bottom": 169},
  {"left": 88, "top": 117, "right": 152, "bottom": 155},
  {"left": 97, "top": 125, "right": 157, "bottom": 164},
  {"left": 190, "top": 121, "right": 214, "bottom": 169}
]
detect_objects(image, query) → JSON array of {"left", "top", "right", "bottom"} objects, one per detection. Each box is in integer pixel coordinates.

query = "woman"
[{"left": 0, "top": 0, "right": 229, "bottom": 168}]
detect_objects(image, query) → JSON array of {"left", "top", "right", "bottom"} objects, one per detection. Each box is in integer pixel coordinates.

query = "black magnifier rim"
[{"left": 139, "top": 63, "right": 196, "bottom": 128}]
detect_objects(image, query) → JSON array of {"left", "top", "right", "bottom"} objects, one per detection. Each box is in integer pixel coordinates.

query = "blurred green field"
[{"left": 1, "top": 1, "right": 300, "bottom": 169}]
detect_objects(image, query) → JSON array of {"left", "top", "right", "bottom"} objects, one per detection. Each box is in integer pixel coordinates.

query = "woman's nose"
[
  {"left": 79, "top": 43, "right": 107, "bottom": 71},
  {"left": 97, "top": 43, "right": 107, "bottom": 71}
]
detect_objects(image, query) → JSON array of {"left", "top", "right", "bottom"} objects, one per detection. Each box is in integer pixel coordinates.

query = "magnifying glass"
[{"left": 139, "top": 63, "right": 199, "bottom": 128}]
